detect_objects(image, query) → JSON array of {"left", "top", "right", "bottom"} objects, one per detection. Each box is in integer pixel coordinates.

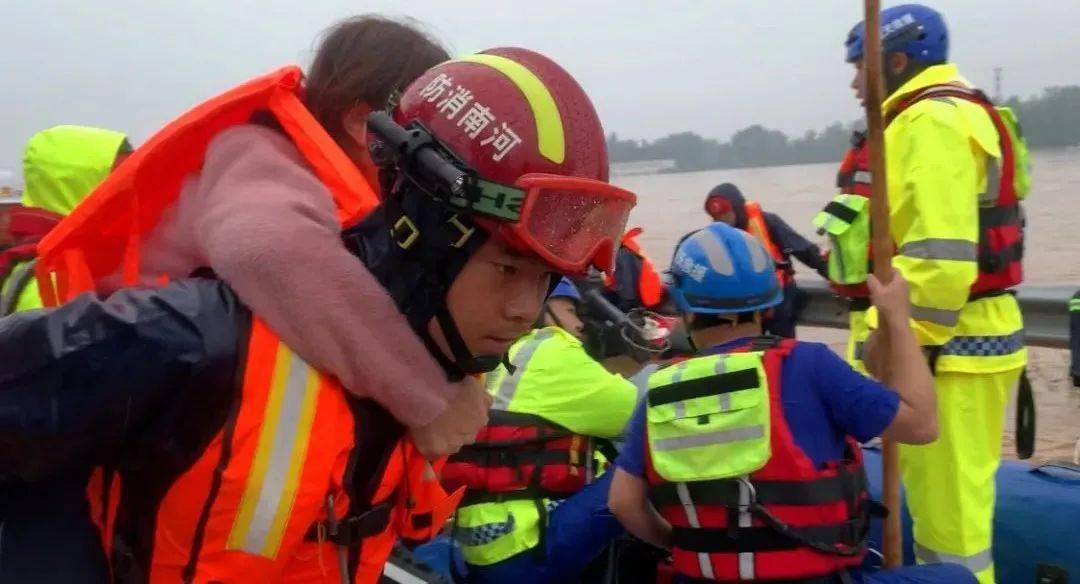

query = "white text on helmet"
[
  {"left": 418, "top": 73, "right": 523, "bottom": 163},
  {"left": 881, "top": 13, "right": 916, "bottom": 38},
  {"left": 674, "top": 251, "right": 708, "bottom": 283}
]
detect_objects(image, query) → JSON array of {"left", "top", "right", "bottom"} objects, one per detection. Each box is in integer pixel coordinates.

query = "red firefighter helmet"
[{"left": 393, "top": 47, "right": 634, "bottom": 276}]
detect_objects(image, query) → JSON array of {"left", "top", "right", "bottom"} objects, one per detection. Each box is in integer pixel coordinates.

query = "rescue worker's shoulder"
[
  {"left": 203, "top": 123, "right": 311, "bottom": 176},
  {"left": 49, "top": 278, "right": 248, "bottom": 360},
  {"left": 889, "top": 97, "right": 1000, "bottom": 158},
  {"left": 517, "top": 325, "right": 585, "bottom": 354}
]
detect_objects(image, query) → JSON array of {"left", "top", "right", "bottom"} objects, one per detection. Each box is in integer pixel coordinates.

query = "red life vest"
[
  {"left": 829, "top": 86, "right": 1025, "bottom": 301},
  {"left": 828, "top": 138, "right": 875, "bottom": 300},
  {"left": 835, "top": 132, "right": 872, "bottom": 198},
  {"left": 441, "top": 410, "right": 597, "bottom": 506},
  {"left": 0, "top": 205, "right": 62, "bottom": 307},
  {"left": 604, "top": 227, "right": 664, "bottom": 309},
  {"left": 887, "top": 85, "right": 1024, "bottom": 297},
  {"left": 645, "top": 338, "right": 871, "bottom": 581}
]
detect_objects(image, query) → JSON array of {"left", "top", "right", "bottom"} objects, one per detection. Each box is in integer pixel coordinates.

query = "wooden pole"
[{"left": 862, "top": 0, "right": 902, "bottom": 568}]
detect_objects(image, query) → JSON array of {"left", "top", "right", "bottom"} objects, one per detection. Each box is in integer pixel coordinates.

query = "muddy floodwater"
[{"left": 615, "top": 149, "right": 1080, "bottom": 461}]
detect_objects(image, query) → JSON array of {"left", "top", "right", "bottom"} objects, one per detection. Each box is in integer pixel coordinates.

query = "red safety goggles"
[{"left": 478, "top": 173, "right": 636, "bottom": 277}]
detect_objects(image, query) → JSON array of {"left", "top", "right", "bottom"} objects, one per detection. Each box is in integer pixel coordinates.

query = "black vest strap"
[
  {"left": 450, "top": 447, "right": 570, "bottom": 468},
  {"left": 304, "top": 500, "right": 392, "bottom": 546},
  {"left": 979, "top": 204, "right": 1021, "bottom": 228},
  {"left": 487, "top": 409, "right": 567, "bottom": 430},
  {"left": 649, "top": 465, "right": 865, "bottom": 509},
  {"left": 671, "top": 521, "right": 859, "bottom": 553},
  {"left": 822, "top": 200, "right": 860, "bottom": 225},
  {"left": 647, "top": 368, "right": 760, "bottom": 407},
  {"left": 979, "top": 241, "right": 1023, "bottom": 273}
]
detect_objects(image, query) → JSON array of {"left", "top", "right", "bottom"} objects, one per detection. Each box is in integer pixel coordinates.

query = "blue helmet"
[
  {"left": 668, "top": 223, "right": 782, "bottom": 315},
  {"left": 845, "top": 4, "right": 948, "bottom": 64},
  {"left": 549, "top": 277, "right": 581, "bottom": 303}
]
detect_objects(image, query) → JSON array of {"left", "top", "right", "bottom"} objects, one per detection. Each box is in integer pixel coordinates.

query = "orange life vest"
[
  {"left": 603, "top": 227, "right": 663, "bottom": 308},
  {"left": 743, "top": 202, "right": 792, "bottom": 286},
  {"left": 34, "top": 66, "right": 375, "bottom": 304},
  {"left": 32, "top": 66, "right": 459, "bottom": 582},
  {"left": 137, "top": 318, "right": 459, "bottom": 583}
]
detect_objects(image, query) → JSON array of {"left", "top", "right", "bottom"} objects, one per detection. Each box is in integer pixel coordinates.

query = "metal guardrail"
[{"left": 797, "top": 280, "right": 1073, "bottom": 348}]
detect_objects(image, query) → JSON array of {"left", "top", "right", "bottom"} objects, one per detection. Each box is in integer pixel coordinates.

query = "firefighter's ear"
[{"left": 887, "top": 52, "right": 909, "bottom": 77}]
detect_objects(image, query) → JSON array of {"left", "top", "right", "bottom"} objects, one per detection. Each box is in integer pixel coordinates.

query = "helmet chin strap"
[
  {"left": 544, "top": 306, "right": 565, "bottom": 331},
  {"left": 432, "top": 303, "right": 503, "bottom": 378}
]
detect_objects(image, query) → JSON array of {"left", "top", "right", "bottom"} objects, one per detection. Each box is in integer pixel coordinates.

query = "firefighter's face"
[
  {"left": 435, "top": 238, "right": 552, "bottom": 357},
  {"left": 851, "top": 60, "right": 867, "bottom": 106},
  {"left": 544, "top": 297, "right": 585, "bottom": 340}
]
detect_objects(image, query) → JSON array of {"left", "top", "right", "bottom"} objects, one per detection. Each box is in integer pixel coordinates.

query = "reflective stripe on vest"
[
  {"left": 171, "top": 320, "right": 454, "bottom": 582},
  {"left": 743, "top": 202, "right": 790, "bottom": 286},
  {"left": 644, "top": 338, "right": 869, "bottom": 581},
  {"left": 915, "top": 542, "right": 993, "bottom": 573},
  {"left": 227, "top": 334, "right": 323, "bottom": 556},
  {"left": 491, "top": 328, "right": 554, "bottom": 409},
  {"left": 162, "top": 318, "right": 360, "bottom": 582},
  {"left": 940, "top": 332, "right": 1025, "bottom": 357}
]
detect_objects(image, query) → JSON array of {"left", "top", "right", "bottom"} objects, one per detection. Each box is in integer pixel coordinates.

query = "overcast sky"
[{"left": 3, "top": 0, "right": 1078, "bottom": 177}]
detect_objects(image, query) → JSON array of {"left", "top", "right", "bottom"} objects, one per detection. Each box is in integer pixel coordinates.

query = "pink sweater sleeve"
[{"left": 189, "top": 125, "right": 459, "bottom": 428}]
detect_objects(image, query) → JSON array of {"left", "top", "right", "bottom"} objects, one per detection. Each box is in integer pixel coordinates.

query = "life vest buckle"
[
  {"left": 391, "top": 215, "right": 420, "bottom": 250},
  {"left": 737, "top": 476, "right": 758, "bottom": 508},
  {"left": 306, "top": 501, "right": 392, "bottom": 546},
  {"left": 447, "top": 214, "right": 476, "bottom": 249}
]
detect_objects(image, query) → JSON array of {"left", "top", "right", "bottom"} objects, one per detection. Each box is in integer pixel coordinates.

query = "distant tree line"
[{"left": 608, "top": 85, "right": 1080, "bottom": 173}]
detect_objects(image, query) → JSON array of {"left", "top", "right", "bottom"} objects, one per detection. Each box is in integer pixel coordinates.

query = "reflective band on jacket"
[
  {"left": 228, "top": 343, "right": 322, "bottom": 557},
  {"left": 899, "top": 239, "right": 978, "bottom": 263},
  {"left": 491, "top": 328, "right": 555, "bottom": 409},
  {"left": 941, "top": 332, "right": 1025, "bottom": 357},
  {"left": 1071, "top": 298, "right": 1080, "bottom": 312},
  {"left": 652, "top": 425, "right": 766, "bottom": 452},
  {"left": 911, "top": 305, "right": 961, "bottom": 327},
  {"left": 455, "top": 514, "right": 516, "bottom": 547},
  {"left": 646, "top": 352, "right": 771, "bottom": 483},
  {"left": 915, "top": 542, "right": 993, "bottom": 573}
]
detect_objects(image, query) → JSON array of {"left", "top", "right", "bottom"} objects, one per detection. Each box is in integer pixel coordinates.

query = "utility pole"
[{"left": 994, "top": 67, "right": 1003, "bottom": 102}]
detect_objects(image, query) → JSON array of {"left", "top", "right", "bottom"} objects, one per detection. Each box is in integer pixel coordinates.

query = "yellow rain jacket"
[
  {"left": 1, "top": 125, "right": 128, "bottom": 313},
  {"left": 863, "top": 64, "right": 1026, "bottom": 374},
  {"left": 863, "top": 64, "right": 1028, "bottom": 583}
]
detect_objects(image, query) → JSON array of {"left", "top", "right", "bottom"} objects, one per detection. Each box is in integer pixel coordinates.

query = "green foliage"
[{"left": 609, "top": 86, "right": 1080, "bottom": 172}]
